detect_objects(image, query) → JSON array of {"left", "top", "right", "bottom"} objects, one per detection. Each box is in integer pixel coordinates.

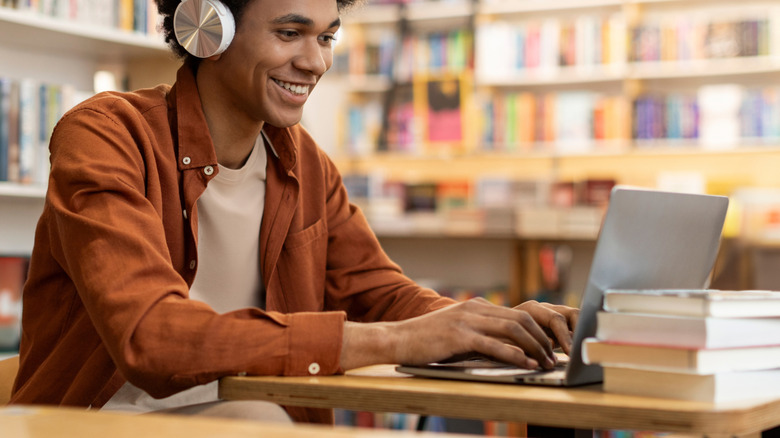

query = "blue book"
[{"left": 0, "top": 78, "right": 10, "bottom": 182}]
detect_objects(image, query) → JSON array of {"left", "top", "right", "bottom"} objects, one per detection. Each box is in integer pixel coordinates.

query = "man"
[{"left": 11, "top": 0, "right": 578, "bottom": 424}]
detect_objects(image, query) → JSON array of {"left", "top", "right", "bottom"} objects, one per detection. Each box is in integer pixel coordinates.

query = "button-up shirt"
[{"left": 10, "top": 64, "right": 454, "bottom": 423}]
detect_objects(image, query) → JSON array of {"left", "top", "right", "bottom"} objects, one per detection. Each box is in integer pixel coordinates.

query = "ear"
[{"left": 207, "top": 53, "right": 223, "bottom": 62}]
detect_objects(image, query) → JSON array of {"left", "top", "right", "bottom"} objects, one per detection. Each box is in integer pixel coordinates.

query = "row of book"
[
  {"left": 341, "top": 82, "right": 780, "bottom": 157},
  {"left": 475, "top": 14, "right": 626, "bottom": 82},
  {"left": 333, "top": 26, "right": 396, "bottom": 78},
  {"left": 584, "top": 289, "right": 780, "bottom": 403},
  {"left": 0, "top": 78, "right": 76, "bottom": 185},
  {"left": 629, "top": 17, "right": 772, "bottom": 63},
  {"left": 478, "top": 91, "right": 630, "bottom": 153},
  {"left": 343, "top": 75, "right": 472, "bottom": 156},
  {"left": 342, "top": 174, "right": 613, "bottom": 236},
  {"left": 1, "top": 0, "right": 159, "bottom": 36},
  {"left": 634, "top": 84, "right": 780, "bottom": 146},
  {"left": 334, "top": 28, "right": 473, "bottom": 80}
]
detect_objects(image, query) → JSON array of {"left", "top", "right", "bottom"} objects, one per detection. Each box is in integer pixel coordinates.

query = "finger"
[
  {"left": 469, "top": 335, "right": 539, "bottom": 370},
  {"left": 540, "top": 303, "right": 580, "bottom": 331},
  {"left": 471, "top": 312, "right": 556, "bottom": 368},
  {"left": 459, "top": 299, "right": 556, "bottom": 365},
  {"left": 522, "top": 304, "right": 575, "bottom": 355}
]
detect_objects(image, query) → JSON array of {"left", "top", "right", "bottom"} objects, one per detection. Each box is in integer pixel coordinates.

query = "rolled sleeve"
[{"left": 285, "top": 311, "right": 346, "bottom": 376}]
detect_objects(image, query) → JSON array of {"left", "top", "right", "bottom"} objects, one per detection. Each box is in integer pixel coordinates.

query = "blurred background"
[{"left": 1, "top": 0, "right": 779, "bottom": 435}]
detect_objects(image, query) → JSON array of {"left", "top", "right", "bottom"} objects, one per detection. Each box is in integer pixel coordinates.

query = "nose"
[{"left": 294, "top": 38, "right": 329, "bottom": 76}]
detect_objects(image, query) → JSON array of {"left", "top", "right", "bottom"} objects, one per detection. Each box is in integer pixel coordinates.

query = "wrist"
[{"left": 340, "top": 321, "right": 397, "bottom": 370}]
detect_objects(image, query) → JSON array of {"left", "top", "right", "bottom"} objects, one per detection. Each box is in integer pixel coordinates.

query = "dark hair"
[{"left": 155, "top": 0, "right": 364, "bottom": 61}]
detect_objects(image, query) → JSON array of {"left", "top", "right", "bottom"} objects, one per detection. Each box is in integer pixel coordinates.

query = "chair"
[{"left": 0, "top": 355, "right": 19, "bottom": 405}]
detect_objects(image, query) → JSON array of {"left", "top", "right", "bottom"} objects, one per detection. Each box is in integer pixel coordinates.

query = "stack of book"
[{"left": 582, "top": 289, "right": 780, "bottom": 403}]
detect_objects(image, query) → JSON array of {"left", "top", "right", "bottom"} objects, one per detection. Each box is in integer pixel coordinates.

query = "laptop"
[{"left": 396, "top": 186, "right": 729, "bottom": 386}]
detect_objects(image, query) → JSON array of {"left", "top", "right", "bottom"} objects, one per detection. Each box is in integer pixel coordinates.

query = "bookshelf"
[
  {"left": 302, "top": 0, "right": 780, "bottom": 310},
  {"left": 0, "top": 4, "right": 178, "bottom": 255}
]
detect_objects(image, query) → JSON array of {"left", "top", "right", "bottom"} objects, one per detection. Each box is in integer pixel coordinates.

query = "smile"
[{"left": 272, "top": 78, "right": 310, "bottom": 96}]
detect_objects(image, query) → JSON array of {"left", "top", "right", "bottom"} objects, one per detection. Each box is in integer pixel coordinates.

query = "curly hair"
[{"left": 155, "top": 0, "right": 364, "bottom": 60}]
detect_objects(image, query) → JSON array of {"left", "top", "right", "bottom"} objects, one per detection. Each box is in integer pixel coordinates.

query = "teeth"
[{"left": 274, "top": 79, "right": 308, "bottom": 96}]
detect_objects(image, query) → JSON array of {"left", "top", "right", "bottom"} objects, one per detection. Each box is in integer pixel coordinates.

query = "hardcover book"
[
  {"left": 603, "top": 289, "right": 780, "bottom": 317},
  {"left": 595, "top": 311, "right": 780, "bottom": 349},
  {"left": 582, "top": 338, "right": 780, "bottom": 374},
  {"left": 603, "top": 366, "right": 780, "bottom": 403}
]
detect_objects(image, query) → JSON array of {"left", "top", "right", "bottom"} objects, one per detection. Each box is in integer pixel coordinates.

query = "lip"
[{"left": 271, "top": 78, "right": 314, "bottom": 105}]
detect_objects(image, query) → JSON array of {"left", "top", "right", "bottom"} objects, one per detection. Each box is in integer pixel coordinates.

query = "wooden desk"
[
  {"left": 0, "top": 405, "right": 477, "bottom": 438},
  {"left": 219, "top": 365, "right": 778, "bottom": 437}
]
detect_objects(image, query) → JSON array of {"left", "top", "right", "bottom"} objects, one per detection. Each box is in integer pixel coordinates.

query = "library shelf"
[
  {"left": 0, "top": 183, "right": 46, "bottom": 200},
  {"left": 343, "top": 3, "right": 402, "bottom": 25},
  {"left": 0, "top": 7, "right": 169, "bottom": 59},
  {"left": 404, "top": 0, "right": 474, "bottom": 22},
  {"left": 477, "top": 66, "right": 628, "bottom": 87},
  {"left": 627, "top": 57, "right": 780, "bottom": 81},
  {"left": 345, "top": 75, "right": 394, "bottom": 93},
  {"left": 479, "top": 0, "right": 623, "bottom": 15}
]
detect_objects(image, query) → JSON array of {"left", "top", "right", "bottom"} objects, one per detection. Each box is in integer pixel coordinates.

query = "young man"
[{"left": 11, "top": 0, "right": 578, "bottom": 424}]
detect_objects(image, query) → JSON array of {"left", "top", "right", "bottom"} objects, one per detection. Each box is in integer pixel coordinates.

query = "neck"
[{"left": 195, "top": 65, "right": 264, "bottom": 170}]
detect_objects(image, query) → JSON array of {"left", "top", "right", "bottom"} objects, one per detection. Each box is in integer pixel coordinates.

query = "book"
[
  {"left": 0, "top": 78, "right": 10, "bottom": 182},
  {"left": 602, "top": 366, "right": 780, "bottom": 403},
  {"left": 595, "top": 311, "right": 780, "bottom": 349},
  {"left": 582, "top": 338, "right": 780, "bottom": 374},
  {"left": 603, "top": 289, "right": 780, "bottom": 318},
  {"left": 0, "top": 257, "right": 27, "bottom": 350}
]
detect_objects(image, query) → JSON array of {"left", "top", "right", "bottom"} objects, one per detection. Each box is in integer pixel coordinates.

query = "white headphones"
[{"left": 173, "top": 0, "right": 236, "bottom": 58}]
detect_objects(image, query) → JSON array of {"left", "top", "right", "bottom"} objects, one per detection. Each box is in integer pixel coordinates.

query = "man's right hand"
[{"left": 340, "top": 298, "right": 565, "bottom": 371}]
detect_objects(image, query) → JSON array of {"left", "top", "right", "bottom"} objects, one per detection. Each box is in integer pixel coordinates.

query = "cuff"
[{"left": 285, "top": 311, "right": 346, "bottom": 376}]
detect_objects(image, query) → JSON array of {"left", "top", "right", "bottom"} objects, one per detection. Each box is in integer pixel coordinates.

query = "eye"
[
  {"left": 319, "top": 34, "right": 337, "bottom": 45},
  {"left": 278, "top": 30, "right": 299, "bottom": 39}
]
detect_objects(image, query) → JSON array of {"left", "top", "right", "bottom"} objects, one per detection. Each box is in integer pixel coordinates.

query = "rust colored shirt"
[{"left": 11, "top": 65, "right": 454, "bottom": 423}]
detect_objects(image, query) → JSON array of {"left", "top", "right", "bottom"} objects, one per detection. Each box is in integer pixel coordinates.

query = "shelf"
[
  {"left": 479, "top": 0, "right": 623, "bottom": 15},
  {"left": 628, "top": 57, "right": 780, "bottom": 80},
  {"left": 0, "top": 183, "right": 46, "bottom": 199},
  {"left": 404, "top": 1, "right": 474, "bottom": 22},
  {"left": 345, "top": 75, "right": 393, "bottom": 93},
  {"left": 477, "top": 65, "right": 628, "bottom": 87},
  {"left": 343, "top": 3, "right": 402, "bottom": 25},
  {"left": 476, "top": 57, "right": 780, "bottom": 87},
  {"left": 0, "top": 7, "right": 170, "bottom": 61}
]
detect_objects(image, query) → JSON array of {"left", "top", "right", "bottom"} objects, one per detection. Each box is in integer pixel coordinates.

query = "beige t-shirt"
[{"left": 102, "top": 133, "right": 268, "bottom": 413}]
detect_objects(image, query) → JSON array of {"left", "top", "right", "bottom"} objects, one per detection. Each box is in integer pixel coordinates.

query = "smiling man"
[{"left": 10, "top": 0, "right": 578, "bottom": 425}]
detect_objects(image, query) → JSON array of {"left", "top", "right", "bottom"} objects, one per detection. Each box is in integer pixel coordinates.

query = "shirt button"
[
  {"left": 308, "top": 362, "right": 320, "bottom": 375},
  {"left": 189, "top": 260, "right": 196, "bottom": 269},
  {"left": 204, "top": 165, "right": 214, "bottom": 176},
  {"left": 182, "top": 209, "right": 188, "bottom": 219},
  {"left": 182, "top": 157, "right": 191, "bottom": 165}
]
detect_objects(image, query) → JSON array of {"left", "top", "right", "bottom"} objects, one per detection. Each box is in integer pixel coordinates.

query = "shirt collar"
[{"left": 170, "top": 64, "right": 218, "bottom": 172}]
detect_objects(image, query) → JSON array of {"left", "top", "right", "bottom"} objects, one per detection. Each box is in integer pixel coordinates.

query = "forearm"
[{"left": 339, "top": 321, "right": 398, "bottom": 370}]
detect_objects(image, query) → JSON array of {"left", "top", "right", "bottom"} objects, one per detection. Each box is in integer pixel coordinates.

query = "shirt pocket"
[{"left": 276, "top": 218, "right": 327, "bottom": 312}]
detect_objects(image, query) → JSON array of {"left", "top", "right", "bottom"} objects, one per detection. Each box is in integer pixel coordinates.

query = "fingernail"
[
  {"left": 546, "top": 357, "right": 555, "bottom": 368},
  {"left": 527, "top": 358, "right": 539, "bottom": 369}
]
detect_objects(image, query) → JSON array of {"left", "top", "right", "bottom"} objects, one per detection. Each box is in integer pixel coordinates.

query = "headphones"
[{"left": 173, "top": 0, "right": 236, "bottom": 58}]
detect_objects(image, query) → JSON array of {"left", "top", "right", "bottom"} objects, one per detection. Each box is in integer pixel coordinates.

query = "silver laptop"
[{"left": 397, "top": 186, "right": 729, "bottom": 386}]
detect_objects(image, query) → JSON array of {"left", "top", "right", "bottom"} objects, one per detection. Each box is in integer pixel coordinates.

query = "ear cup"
[{"left": 173, "top": 0, "right": 236, "bottom": 58}]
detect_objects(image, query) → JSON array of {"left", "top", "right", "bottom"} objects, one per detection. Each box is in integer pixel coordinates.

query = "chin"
[{"left": 266, "top": 114, "right": 304, "bottom": 128}]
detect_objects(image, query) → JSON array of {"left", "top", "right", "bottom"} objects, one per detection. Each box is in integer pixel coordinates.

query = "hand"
[
  {"left": 340, "top": 298, "right": 562, "bottom": 371},
  {"left": 514, "top": 300, "right": 579, "bottom": 355}
]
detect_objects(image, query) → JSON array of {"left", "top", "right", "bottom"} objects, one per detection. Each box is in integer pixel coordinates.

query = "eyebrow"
[{"left": 272, "top": 14, "right": 341, "bottom": 29}]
